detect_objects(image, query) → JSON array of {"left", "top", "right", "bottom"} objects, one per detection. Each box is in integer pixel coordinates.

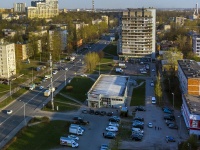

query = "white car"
[
  {"left": 148, "top": 123, "right": 153, "bottom": 128},
  {"left": 81, "top": 74, "right": 87, "bottom": 77},
  {"left": 150, "top": 82, "right": 154, "bottom": 87},
  {"left": 52, "top": 70, "right": 58, "bottom": 75},
  {"left": 106, "top": 126, "right": 118, "bottom": 132},
  {"left": 6, "top": 110, "right": 13, "bottom": 114},
  {"left": 109, "top": 122, "right": 119, "bottom": 127},
  {"left": 65, "top": 67, "right": 68, "bottom": 71},
  {"left": 152, "top": 69, "right": 155, "bottom": 72},
  {"left": 67, "top": 135, "right": 79, "bottom": 140}
]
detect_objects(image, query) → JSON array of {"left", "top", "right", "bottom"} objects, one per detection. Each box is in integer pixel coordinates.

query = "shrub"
[
  {"left": 66, "top": 86, "right": 73, "bottom": 92},
  {"left": 42, "top": 116, "right": 50, "bottom": 123}
]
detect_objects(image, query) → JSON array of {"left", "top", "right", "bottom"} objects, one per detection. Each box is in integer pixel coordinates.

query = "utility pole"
[{"left": 50, "top": 53, "right": 54, "bottom": 110}]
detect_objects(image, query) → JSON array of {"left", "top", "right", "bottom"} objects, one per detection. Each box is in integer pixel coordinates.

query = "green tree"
[
  {"left": 85, "top": 52, "right": 100, "bottom": 72},
  {"left": 155, "top": 72, "right": 162, "bottom": 106}
]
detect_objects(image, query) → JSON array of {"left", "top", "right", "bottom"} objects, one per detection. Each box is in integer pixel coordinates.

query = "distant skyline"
[{"left": 1, "top": 0, "right": 199, "bottom": 9}]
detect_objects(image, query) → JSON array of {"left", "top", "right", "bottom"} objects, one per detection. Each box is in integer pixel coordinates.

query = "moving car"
[
  {"left": 148, "top": 123, "right": 153, "bottom": 128},
  {"left": 166, "top": 136, "right": 176, "bottom": 142},
  {"left": 73, "top": 116, "right": 82, "bottom": 120},
  {"left": 135, "top": 106, "right": 146, "bottom": 111},
  {"left": 74, "top": 118, "right": 89, "bottom": 125},
  {"left": 106, "top": 126, "right": 118, "bottom": 132},
  {"left": 104, "top": 132, "right": 116, "bottom": 139},
  {"left": 67, "top": 135, "right": 79, "bottom": 141},
  {"left": 6, "top": 110, "right": 13, "bottom": 114}
]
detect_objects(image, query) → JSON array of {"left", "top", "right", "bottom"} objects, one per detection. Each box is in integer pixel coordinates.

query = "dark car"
[
  {"left": 131, "top": 134, "right": 143, "bottom": 141},
  {"left": 73, "top": 116, "right": 82, "bottom": 120},
  {"left": 104, "top": 132, "right": 116, "bottom": 139},
  {"left": 109, "top": 116, "right": 120, "bottom": 122},
  {"left": 135, "top": 106, "right": 146, "bottom": 111},
  {"left": 82, "top": 109, "right": 88, "bottom": 114},
  {"left": 164, "top": 115, "right": 175, "bottom": 121},
  {"left": 166, "top": 136, "right": 176, "bottom": 142},
  {"left": 95, "top": 111, "right": 100, "bottom": 115},
  {"left": 162, "top": 106, "right": 174, "bottom": 112},
  {"left": 89, "top": 109, "right": 95, "bottom": 114},
  {"left": 100, "top": 111, "right": 106, "bottom": 116},
  {"left": 133, "top": 117, "right": 144, "bottom": 122},
  {"left": 166, "top": 121, "right": 175, "bottom": 126},
  {"left": 163, "top": 108, "right": 173, "bottom": 114},
  {"left": 74, "top": 119, "right": 89, "bottom": 125},
  {"left": 107, "top": 112, "right": 113, "bottom": 116},
  {"left": 132, "top": 124, "right": 144, "bottom": 129},
  {"left": 168, "top": 124, "right": 178, "bottom": 129}
]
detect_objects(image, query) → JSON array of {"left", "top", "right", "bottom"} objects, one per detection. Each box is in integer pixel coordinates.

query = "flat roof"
[
  {"left": 185, "top": 94, "right": 200, "bottom": 115},
  {"left": 178, "top": 59, "right": 200, "bottom": 79},
  {"left": 89, "top": 75, "right": 128, "bottom": 97}
]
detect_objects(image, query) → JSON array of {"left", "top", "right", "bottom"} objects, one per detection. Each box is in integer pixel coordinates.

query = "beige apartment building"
[
  {"left": 0, "top": 42, "right": 16, "bottom": 79},
  {"left": 118, "top": 8, "right": 156, "bottom": 61},
  {"left": 27, "top": 0, "right": 59, "bottom": 19}
]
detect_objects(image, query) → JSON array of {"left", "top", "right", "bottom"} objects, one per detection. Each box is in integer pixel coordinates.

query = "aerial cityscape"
[{"left": 0, "top": 0, "right": 200, "bottom": 150}]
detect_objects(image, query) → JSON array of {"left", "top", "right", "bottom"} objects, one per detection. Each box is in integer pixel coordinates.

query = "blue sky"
[{"left": 1, "top": 0, "right": 199, "bottom": 9}]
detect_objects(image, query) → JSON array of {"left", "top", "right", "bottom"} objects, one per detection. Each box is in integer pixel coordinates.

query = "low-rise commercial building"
[{"left": 87, "top": 74, "right": 129, "bottom": 108}]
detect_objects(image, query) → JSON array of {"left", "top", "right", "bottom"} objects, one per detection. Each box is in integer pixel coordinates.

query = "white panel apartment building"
[
  {"left": 13, "top": 3, "right": 26, "bottom": 13},
  {"left": 0, "top": 43, "right": 16, "bottom": 79},
  {"left": 192, "top": 35, "right": 200, "bottom": 57},
  {"left": 118, "top": 8, "right": 156, "bottom": 61}
]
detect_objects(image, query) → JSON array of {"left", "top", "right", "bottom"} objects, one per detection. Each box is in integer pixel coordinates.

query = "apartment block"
[
  {"left": 192, "top": 35, "right": 200, "bottom": 57},
  {"left": 15, "top": 43, "right": 28, "bottom": 60},
  {"left": 27, "top": 0, "right": 59, "bottom": 19},
  {"left": 49, "top": 28, "right": 67, "bottom": 51},
  {"left": 177, "top": 59, "right": 200, "bottom": 95},
  {"left": 13, "top": 3, "right": 26, "bottom": 13},
  {"left": 118, "top": 8, "right": 156, "bottom": 60},
  {"left": 0, "top": 42, "right": 16, "bottom": 79}
]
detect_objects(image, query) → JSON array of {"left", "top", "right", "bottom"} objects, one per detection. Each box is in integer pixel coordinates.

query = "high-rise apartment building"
[
  {"left": 118, "top": 8, "right": 156, "bottom": 61},
  {"left": 13, "top": 3, "right": 26, "bottom": 13},
  {"left": 0, "top": 42, "right": 16, "bottom": 79},
  {"left": 27, "top": 0, "right": 59, "bottom": 19},
  {"left": 192, "top": 35, "right": 200, "bottom": 57}
]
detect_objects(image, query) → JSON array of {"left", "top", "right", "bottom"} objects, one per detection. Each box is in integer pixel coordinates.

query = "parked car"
[
  {"left": 132, "top": 124, "right": 144, "bottom": 129},
  {"left": 39, "top": 86, "right": 44, "bottom": 90},
  {"left": 163, "top": 108, "right": 173, "bottom": 114},
  {"left": 132, "top": 120, "right": 144, "bottom": 125},
  {"left": 106, "top": 126, "right": 118, "bottom": 132},
  {"left": 133, "top": 117, "right": 144, "bottom": 122},
  {"left": 95, "top": 111, "right": 100, "bottom": 115},
  {"left": 135, "top": 106, "right": 146, "bottom": 111},
  {"left": 107, "top": 112, "right": 113, "bottom": 116},
  {"left": 82, "top": 109, "right": 88, "bottom": 114},
  {"left": 73, "top": 116, "right": 82, "bottom": 120},
  {"left": 109, "top": 122, "right": 119, "bottom": 127},
  {"left": 162, "top": 106, "right": 173, "bottom": 112},
  {"left": 150, "top": 82, "right": 154, "bottom": 87},
  {"left": 104, "top": 132, "right": 116, "bottom": 139},
  {"left": 100, "top": 144, "right": 110, "bottom": 150},
  {"left": 131, "top": 131, "right": 144, "bottom": 137},
  {"left": 109, "top": 116, "right": 120, "bottom": 122},
  {"left": 89, "top": 109, "right": 95, "bottom": 114},
  {"left": 131, "top": 134, "right": 143, "bottom": 141},
  {"left": 164, "top": 115, "right": 175, "bottom": 121},
  {"left": 100, "top": 111, "right": 106, "bottom": 116},
  {"left": 166, "top": 136, "right": 176, "bottom": 142},
  {"left": 68, "top": 135, "right": 79, "bottom": 141},
  {"left": 74, "top": 119, "right": 89, "bottom": 125},
  {"left": 168, "top": 124, "right": 178, "bottom": 129},
  {"left": 166, "top": 120, "right": 175, "bottom": 126}
]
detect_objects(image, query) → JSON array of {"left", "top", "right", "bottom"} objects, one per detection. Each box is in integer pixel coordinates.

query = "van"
[
  {"left": 132, "top": 127, "right": 144, "bottom": 133},
  {"left": 151, "top": 97, "right": 156, "bottom": 104},
  {"left": 60, "top": 137, "right": 79, "bottom": 148}
]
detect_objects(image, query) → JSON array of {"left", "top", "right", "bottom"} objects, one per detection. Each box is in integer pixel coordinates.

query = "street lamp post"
[
  {"left": 99, "top": 62, "right": 100, "bottom": 76},
  {"left": 9, "top": 79, "right": 12, "bottom": 98},
  {"left": 168, "top": 78, "right": 170, "bottom": 92},
  {"left": 65, "top": 70, "right": 67, "bottom": 86},
  {"left": 172, "top": 93, "right": 174, "bottom": 109},
  {"left": 178, "top": 116, "right": 182, "bottom": 138}
]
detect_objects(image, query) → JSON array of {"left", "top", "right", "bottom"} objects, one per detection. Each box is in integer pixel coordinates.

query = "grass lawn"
[
  {"left": 43, "top": 94, "right": 80, "bottom": 112},
  {"left": 6, "top": 120, "right": 70, "bottom": 150},
  {"left": 103, "top": 43, "right": 118, "bottom": 56},
  {"left": 0, "top": 88, "right": 28, "bottom": 109},
  {"left": 60, "top": 77, "right": 94, "bottom": 102},
  {"left": 130, "top": 80, "right": 146, "bottom": 106}
]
